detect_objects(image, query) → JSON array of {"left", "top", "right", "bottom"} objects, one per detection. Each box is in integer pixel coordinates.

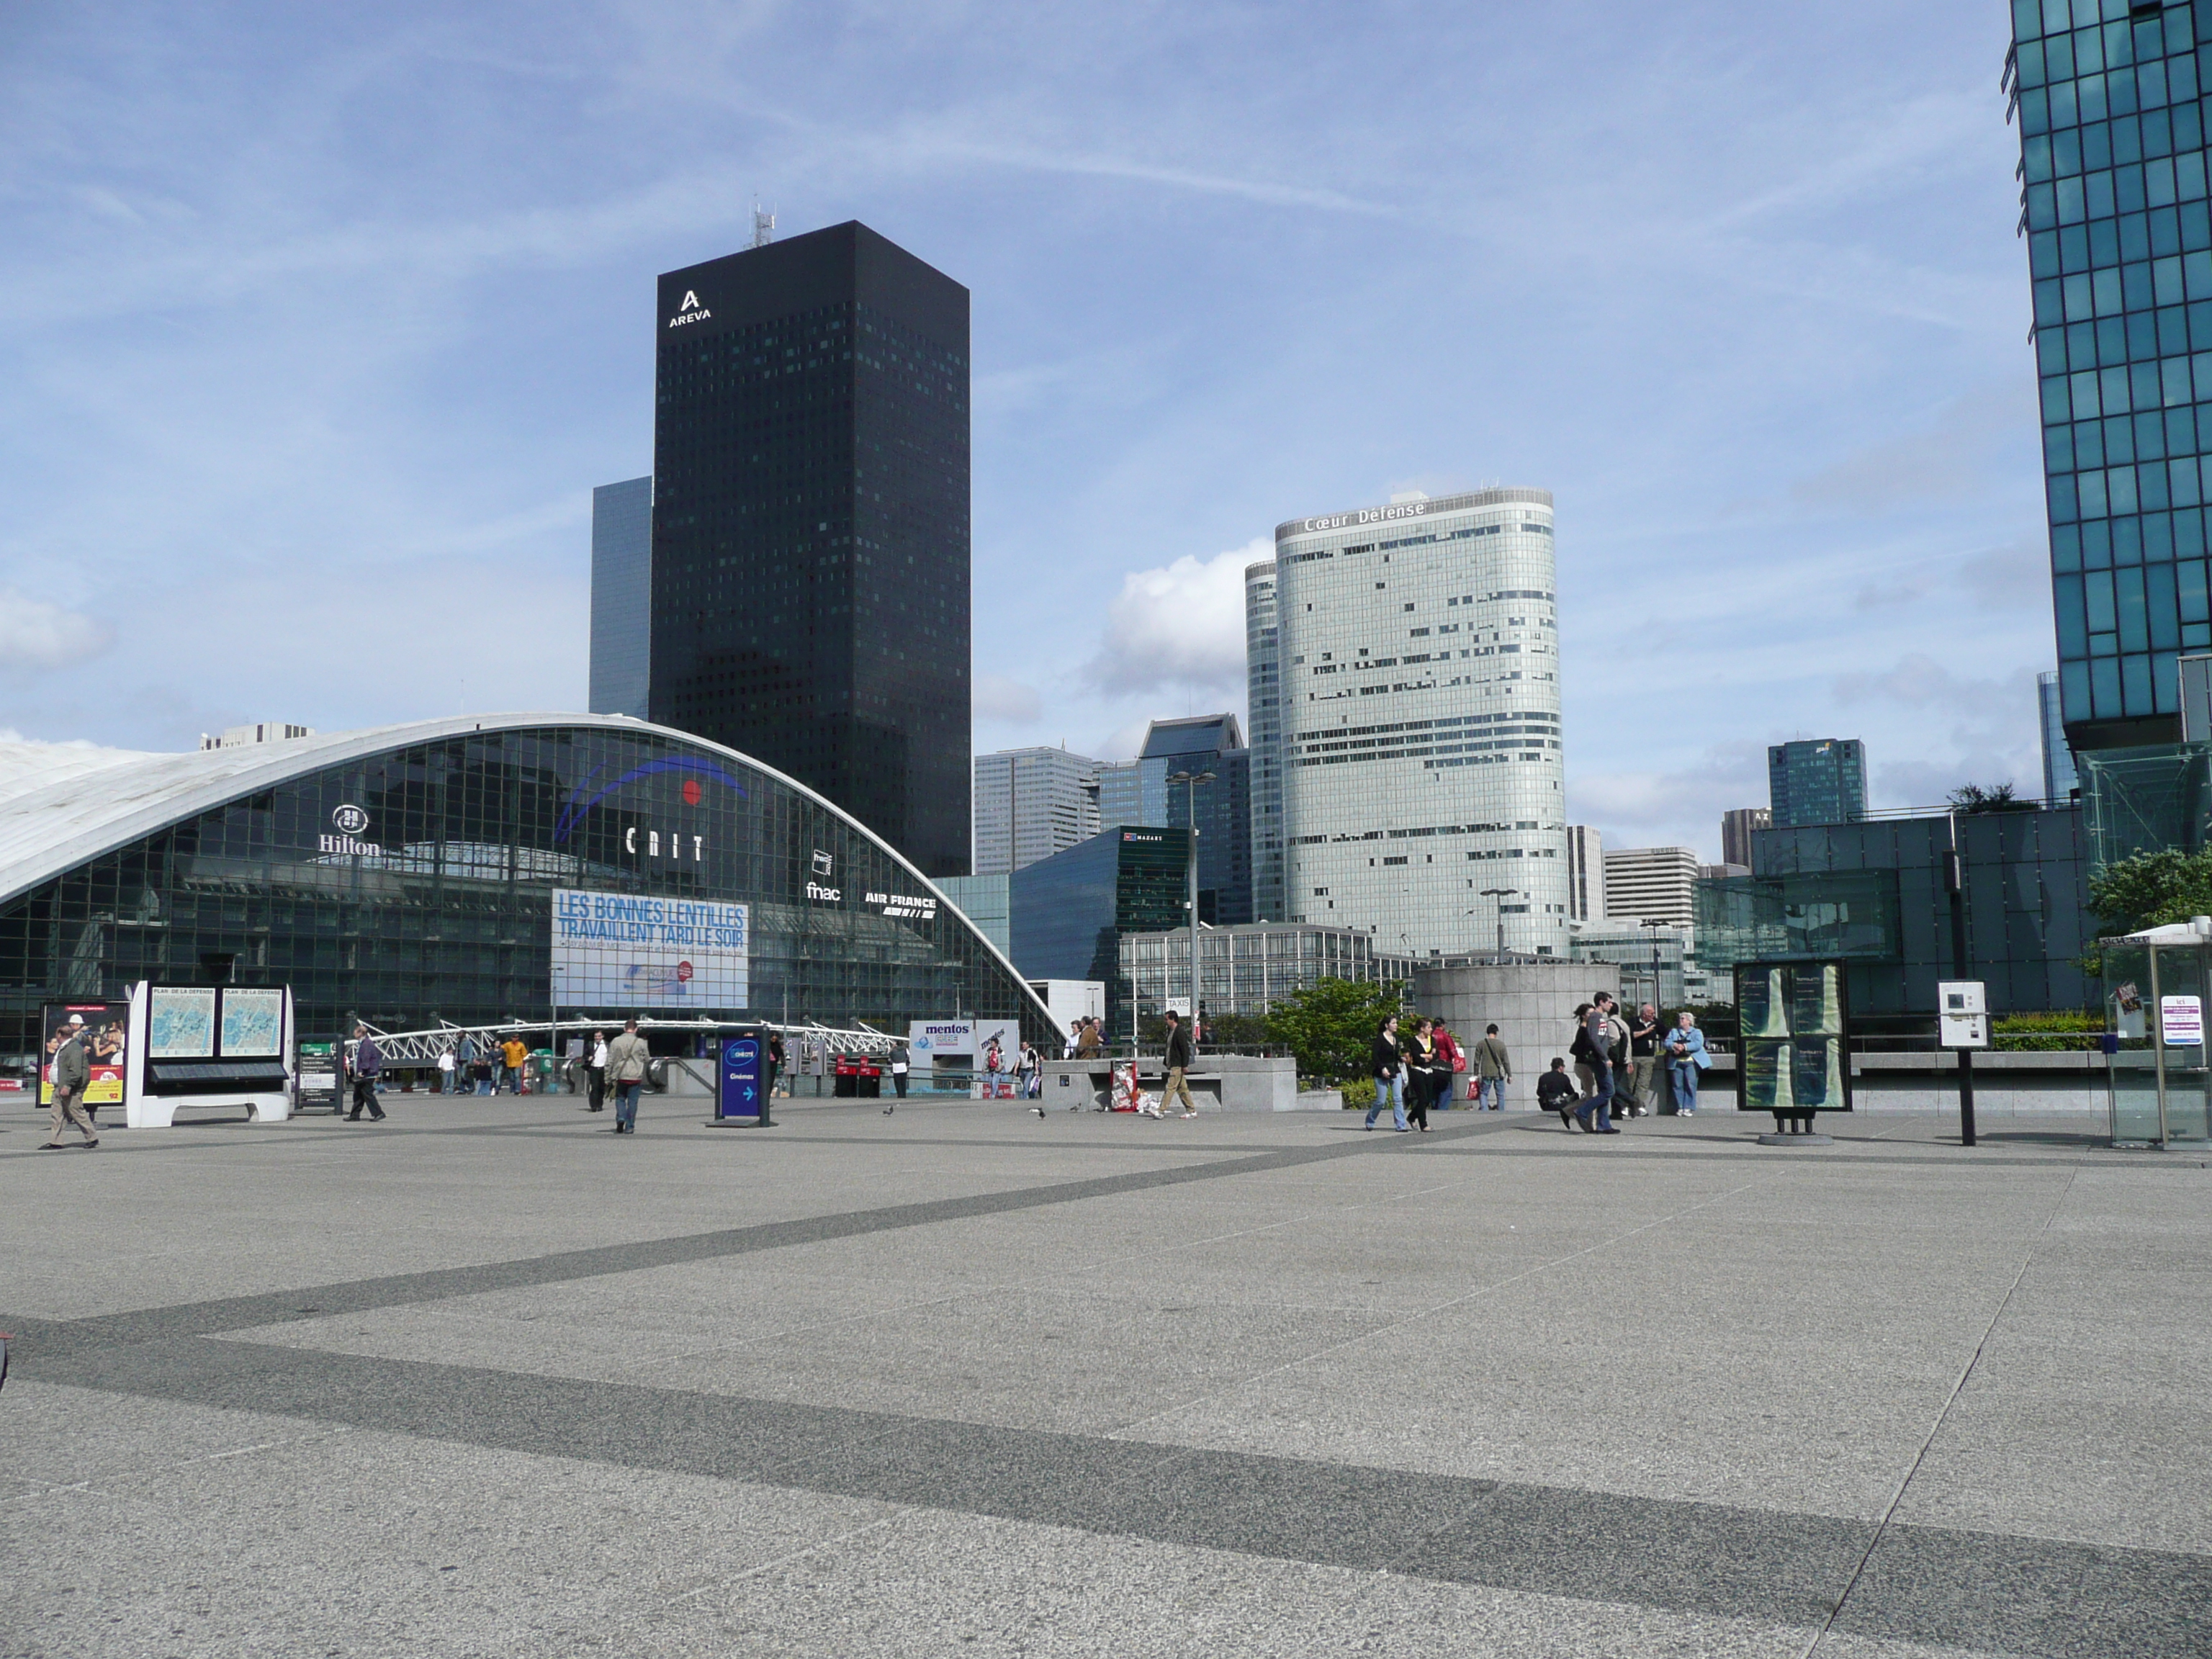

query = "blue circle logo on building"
[{"left": 332, "top": 804, "right": 369, "bottom": 835}]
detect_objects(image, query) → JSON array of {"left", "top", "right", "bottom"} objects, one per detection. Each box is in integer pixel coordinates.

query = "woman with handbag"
[
  {"left": 1402, "top": 1017, "right": 1439, "bottom": 1132},
  {"left": 1432, "top": 1022, "right": 1467, "bottom": 1109}
]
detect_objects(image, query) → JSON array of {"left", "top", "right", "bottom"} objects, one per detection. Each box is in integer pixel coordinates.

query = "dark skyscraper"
[{"left": 649, "top": 221, "right": 971, "bottom": 876}]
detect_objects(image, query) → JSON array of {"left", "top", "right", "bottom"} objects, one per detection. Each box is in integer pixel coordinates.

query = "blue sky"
[{"left": 0, "top": 2, "right": 2046, "bottom": 858}]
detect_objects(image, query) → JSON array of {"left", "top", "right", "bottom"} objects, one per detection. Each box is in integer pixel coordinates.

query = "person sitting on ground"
[{"left": 1535, "top": 1057, "right": 1579, "bottom": 1128}]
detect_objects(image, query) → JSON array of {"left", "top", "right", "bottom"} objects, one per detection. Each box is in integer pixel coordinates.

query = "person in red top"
[{"left": 1431, "top": 1022, "right": 1466, "bottom": 1109}]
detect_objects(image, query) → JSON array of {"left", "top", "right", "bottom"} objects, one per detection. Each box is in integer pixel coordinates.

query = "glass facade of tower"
[
  {"left": 2014, "top": 0, "right": 2212, "bottom": 750},
  {"left": 1767, "top": 739, "right": 1866, "bottom": 829},
  {"left": 589, "top": 477, "right": 652, "bottom": 719},
  {"left": 1008, "top": 827, "right": 1191, "bottom": 1033},
  {"left": 1245, "top": 560, "right": 1285, "bottom": 922},
  {"left": 649, "top": 222, "right": 971, "bottom": 876}
]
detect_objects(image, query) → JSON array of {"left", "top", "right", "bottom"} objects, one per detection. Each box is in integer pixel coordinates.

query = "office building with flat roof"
[
  {"left": 1768, "top": 738, "right": 1866, "bottom": 828},
  {"left": 2013, "top": 0, "right": 2212, "bottom": 752},
  {"left": 1720, "top": 806, "right": 1771, "bottom": 871},
  {"left": 1121, "top": 922, "right": 1417, "bottom": 1022},
  {"left": 1009, "top": 826, "right": 1190, "bottom": 1035},
  {"left": 1264, "top": 487, "right": 1568, "bottom": 958},
  {"left": 1095, "top": 716, "right": 1253, "bottom": 926},
  {"left": 1246, "top": 559, "right": 1286, "bottom": 920},
  {"left": 972, "top": 747, "right": 1099, "bottom": 876},
  {"left": 648, "top": 221, "right": 971, "bottom": 876},
  {"left": 1601, "top": 845, "right": 1699, "bottom": 927},
  {"left": 589, "top": 477, "right": 653, "bottom": 719}
]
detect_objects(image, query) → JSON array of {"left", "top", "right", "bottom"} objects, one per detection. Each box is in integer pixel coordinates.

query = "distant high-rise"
[
  {"left": 2012, "top": 0, "right": 2208, "bottom": 753},
  {"left": 1246, "top": 559, "right": 1285, "bottom": 920},
  {"left": 1565, "top": 825, "right": 1605, "bottom": 921},
  {"left": 2038, "top": 671, "right": 2080, "bottom": 801},
  {"left": 647, "top": 221, "right": 971, "bottom": 876},
  {"left": 1719, "top": 806, "right": 1771, "bottom": 870},
  {"left": 973, "top": 747, "right": 1100, "bottom": 875},
  {"left": 1262, "top": 487, "right": 1568, "bottom": 957},
  {"left": 1768, "top": 739, "right": 1866, "bottom": 828},
  {"left": 1601, "top": 845, "right": 1698, "bottom": 927},
  {"left": 1097, "top": 716, "right": 1252, "bottom": 925},
  {"left": 589, "top": 477, "right": 652, "bottom": 719}
]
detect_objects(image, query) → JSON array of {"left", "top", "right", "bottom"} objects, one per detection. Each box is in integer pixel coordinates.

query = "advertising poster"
[
  {"left": 549, "top": 888, "right": 749, "bottom": 1009},
  {"left": 219, "top": 988, "right": 285, "bottom": 1058},
  {"left": 150, "top": 986, "right": 218, "bottom": 1058},
  {"left": 1733, "top": 961, "right": 1851, "bottom": 1115},
  {"left": 41, "top": 1001, "right": 129, "bottom": 1107}
]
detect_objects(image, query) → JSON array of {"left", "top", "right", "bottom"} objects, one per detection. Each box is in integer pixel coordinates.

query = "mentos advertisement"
[{"left": 42, "top": 1001, "right": 128, "bottom": 1107}]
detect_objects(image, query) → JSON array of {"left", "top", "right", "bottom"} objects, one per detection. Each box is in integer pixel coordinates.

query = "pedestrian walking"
[
  {"left": 606, "top": 1019, "right": 649, "bottom": 1133},
  {"left": 436, "top": 1048, "right": 456, "bottom": 1094},
  {"left": 1019, "top": 1039, "right": 1041, "bottom": 1100},
  {"left": 1536, "top": 1056, "right": 1579, "bottom": 1127},
  {"left": 885, "top": 1041, "right": 909, "bottom": 1113},
  {"left": 1074, "top": 1017, "right": 1102, "bottom": 1059},
  {"left": 499, "top": 1035, "right": 528, "bottom": 1094},
  {"left": 346, "top": 1024, "right": 387, "bottom": 1121},
  {"left": 1433, "top": 1021, "right": 1467, "bottom": 1109},
  {"left": 1473, "top": 1023, "right": 1512, "bottom": 1111},
  {"left": 1364, "top": 1014, "right": 1408, "bottom": 1131},
  {"left": 1663, "top": 1011, "right": 1712, "bottom": 1116},
  {"left": 1402, "top": 1017, "right": 1439, "bottom": 1132},
  {"left": 585, "top": 1029, "right": 608, "bottom": 1112},
  {"left": 41, "top": 1012, "right": 98, "bottom": 1149},
  {"left": 767, "top": 1031, "right": 786, "bottom": 1097},
  {"left": 1159, "top": 1008, "right": 1198, "bottom": 1119},
  {"left": 1626, "top": 1004, "right": 1660, "bottom": 1118}
]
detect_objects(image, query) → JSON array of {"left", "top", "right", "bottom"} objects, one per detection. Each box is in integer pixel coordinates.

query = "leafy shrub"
[
  {"left": 1338, "top": 1077, "right": 1376, "bottom": 1110},
  {"left": 1992, "top": 1010, "right": 2102, "bottom": 1051}
]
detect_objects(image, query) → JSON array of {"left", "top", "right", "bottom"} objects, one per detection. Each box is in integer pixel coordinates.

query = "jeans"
[
  {"left": 1575, "top": 1059, "right": 1614, "bottom": 1132},
  {"left": 499, "top": 1064, "right": 521, "bottom": 1094},
  {"left": 614, "top": 1080, "right": 642, "bottom": 1128},
  {"left": 1475, "top": 1076, "right": 1503, "bottom": 1112},
  {"left": 1364, "top": 1073, "right": 1407, "bottom": 1130},
  {"left": 1669, "top": 1060, "right": 1699, "bottom": 1113}
]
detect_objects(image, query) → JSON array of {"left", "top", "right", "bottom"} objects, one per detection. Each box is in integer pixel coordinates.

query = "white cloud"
[
  {"left": 974, "top": 671, "right": 1040, "bottom": 723},
  {"left": 1086, "top": 539, "right": 1262, "bottom": 698},
  {"left": 0, "top": 590, "right": 114, "bottom": 671}
]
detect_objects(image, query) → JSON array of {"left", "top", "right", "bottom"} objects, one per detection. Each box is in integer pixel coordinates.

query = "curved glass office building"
[{"left": 0, "top": 714, "right": 1050, "bottom": 1055}]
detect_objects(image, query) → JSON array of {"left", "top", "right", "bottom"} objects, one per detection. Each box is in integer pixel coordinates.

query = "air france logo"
[{"left": 668, "top": 289, "right": 711, "bottom": 329}]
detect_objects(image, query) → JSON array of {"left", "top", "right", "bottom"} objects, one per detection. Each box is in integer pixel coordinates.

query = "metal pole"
[
  {"left": 1959, "top": 1046, "right": 1977, "bottom": 1147},
  {"left": 2149, "top": 943, "right": 2170, "bottom": 1148},
  {"left": 1188, "top": 787, "right": 1200, "bottom": 1036}
]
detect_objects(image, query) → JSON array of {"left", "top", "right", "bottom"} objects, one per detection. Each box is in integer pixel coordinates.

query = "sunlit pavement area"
[{"left": 3, "top": 1094, "right": 2208, "bottom": 1659}]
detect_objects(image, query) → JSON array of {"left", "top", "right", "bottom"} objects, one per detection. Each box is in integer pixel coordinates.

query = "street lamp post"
[
  {"left": 1166, "top": 768, "right": 1216, "bottom": 1038},
  {"left": 1639, "top": 919, "right": 1671, "bottom": 1010},
  {"left": 1473, "top": 888, "right": 1521, "bottom": 962}
]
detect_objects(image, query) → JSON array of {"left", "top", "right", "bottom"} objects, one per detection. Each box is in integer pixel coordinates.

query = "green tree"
[
  {"left": 1949, "top": 782, "right": 2034, "bottom": 814},
  {"left": 1263, "top": 977, "right": 1407, "bottom": 1082},
  {"left": 2085, "top": 846, "right": 2212, "bottom": 939}
]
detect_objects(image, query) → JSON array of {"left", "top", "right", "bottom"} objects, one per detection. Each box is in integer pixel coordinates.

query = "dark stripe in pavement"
[
  {"left": 22, "top": 1336, "right": 2208, "bottom": 1657},
  {"left": 3, "top": 1118, "right": 1504, "bottom": 1357}
]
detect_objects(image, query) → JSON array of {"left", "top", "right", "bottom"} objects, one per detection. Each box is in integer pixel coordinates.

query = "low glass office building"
[
  {"left": 1009, "top": 826, "right": 1190, "bottom": 1035},
  {"left": 0, "top": 714, "right": 1051, "bottom": 1059}
]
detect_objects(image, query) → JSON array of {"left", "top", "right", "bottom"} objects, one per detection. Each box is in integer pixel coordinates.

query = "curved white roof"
[{"left": 0, "top": 711, "right": 1051, "bottom": 1025}]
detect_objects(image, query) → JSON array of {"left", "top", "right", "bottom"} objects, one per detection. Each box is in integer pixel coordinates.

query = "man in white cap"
[{"left": 42, "top": 1014, "right": 98, "bottom": 1150}]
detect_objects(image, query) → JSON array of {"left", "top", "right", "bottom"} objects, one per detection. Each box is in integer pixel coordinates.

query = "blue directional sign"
[{"left": 719, "top": 1036, "right": 763, "bottom": 1121}]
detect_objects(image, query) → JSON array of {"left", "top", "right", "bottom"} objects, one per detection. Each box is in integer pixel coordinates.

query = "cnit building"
[{"left": 1249, "top": 487, "right": 1568, "bottom": 958}]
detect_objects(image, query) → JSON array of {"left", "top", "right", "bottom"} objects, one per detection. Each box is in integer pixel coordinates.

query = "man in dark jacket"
[
  {"left": 1364, "top": 1014, "right": 1408, "bottom": 1132},
  {"left": 1160, "top": 1010, "right": 1198, "bottom": 1118},
  {"left": 347, "top": 1024, "right": 387, "bottom": 1121},
  {"left": 42, "top": 1014, "right": 99, "bottom": 1149}
]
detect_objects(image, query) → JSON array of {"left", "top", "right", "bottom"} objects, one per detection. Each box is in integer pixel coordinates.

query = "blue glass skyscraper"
[{"left": 2013, "top": 0, "right": 2211, "bottom": 751}]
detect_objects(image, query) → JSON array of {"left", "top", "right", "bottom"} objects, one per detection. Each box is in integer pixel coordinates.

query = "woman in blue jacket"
[{"left": 1663, "top": 1012, "right": 1711, "bottom": 1117}]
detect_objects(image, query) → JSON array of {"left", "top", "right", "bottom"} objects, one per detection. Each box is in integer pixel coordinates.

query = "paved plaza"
[{"left": 3, "top": 1094, "right": 2208, "bottom": 1658}]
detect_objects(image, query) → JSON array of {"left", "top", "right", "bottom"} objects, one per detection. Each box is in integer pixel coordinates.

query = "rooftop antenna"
[{"left": 751, "top": 201, "right": 776, "bottom": 249}]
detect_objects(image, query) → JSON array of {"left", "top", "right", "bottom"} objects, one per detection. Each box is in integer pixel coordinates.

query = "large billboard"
[{"left": 550, "top": 888, "right": 749, "bottom": 1010}]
